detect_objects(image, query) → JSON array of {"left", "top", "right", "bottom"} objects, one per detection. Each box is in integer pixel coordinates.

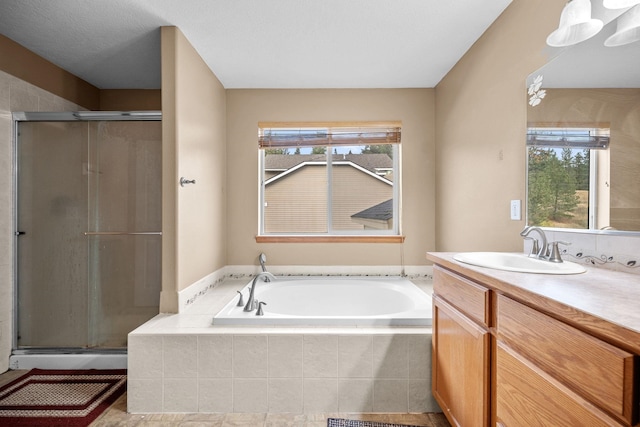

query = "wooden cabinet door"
[{"left": 433, "top": 295, "right": 490, "bottom": 427}]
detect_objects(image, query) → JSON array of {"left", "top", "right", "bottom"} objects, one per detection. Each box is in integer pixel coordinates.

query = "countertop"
[{"left": 427, "top": 252, "right": 640, "bottom": 354}]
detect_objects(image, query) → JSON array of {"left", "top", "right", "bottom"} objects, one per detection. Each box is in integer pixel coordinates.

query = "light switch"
[{"left": 510, "top": 200, "right": 521, "bottom": 220}]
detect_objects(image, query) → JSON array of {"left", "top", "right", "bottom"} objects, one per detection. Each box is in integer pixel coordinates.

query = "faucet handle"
[
  {"left": 523, "top": 236, "right": 540, "bottom": 258},
  {"left": 236, "top": 291, "right": 245, "bottom": 307},
  {"left": 256, "top": 301, "right": 267, "bottom": 316},
  {"left": 548, "top": 241, "right": 570, "bottom": 263}
]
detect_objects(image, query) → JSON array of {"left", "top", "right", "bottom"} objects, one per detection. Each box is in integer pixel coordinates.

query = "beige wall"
[
  {"left": 99, "top": 89, "right": 161, "bottom": 111},
  {"left": 160, "top": 27, "right": 227, "bottom": 311},
  {"left": 434, "top": 0, "right": 565, "bottom": 252},
  {"left": 226, "top": 89, "right": 435, "bottom": 267},
  {"left": 0, "top": 34, "right": 100, "bottom": 109}
]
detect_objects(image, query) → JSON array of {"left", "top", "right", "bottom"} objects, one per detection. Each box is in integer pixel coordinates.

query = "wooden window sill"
[{"left": 255, "top": 235, "right": 405, "bottom": 243}]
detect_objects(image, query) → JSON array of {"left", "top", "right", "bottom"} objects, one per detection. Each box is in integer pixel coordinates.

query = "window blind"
[
  {"left": 258, "top": 121, "right": 401, "bottom": 149},
  {"left": 526, "top": 127, "right": 610, "bottom": 149}
]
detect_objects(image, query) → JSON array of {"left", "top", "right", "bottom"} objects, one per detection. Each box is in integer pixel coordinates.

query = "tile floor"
[{"left": 0, "top": 369, "right": 450, "bottom": 427}]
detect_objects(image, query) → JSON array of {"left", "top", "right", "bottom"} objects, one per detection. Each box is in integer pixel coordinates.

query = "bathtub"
[{"left": 212, "top": 276, "right": 432, "bottom": 326}]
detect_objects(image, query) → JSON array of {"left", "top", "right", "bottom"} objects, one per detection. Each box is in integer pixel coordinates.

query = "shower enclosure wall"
[{"left": 12, "top": 112, "right": 161, "bottom": 368}]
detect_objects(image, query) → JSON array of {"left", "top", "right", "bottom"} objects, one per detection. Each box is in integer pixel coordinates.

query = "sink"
[{"left": 453, "top": 252, "right": 586, "bottom": 274}]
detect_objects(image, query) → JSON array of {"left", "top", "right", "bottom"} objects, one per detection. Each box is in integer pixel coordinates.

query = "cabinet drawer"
[
  {"left": 496, "top": 342, "right": 625, "bottom": 427},
  {"left": 497, "top": 295, "right": 636, "bottom": 425},
  {"left": 433, "top": 265, "right": 489, "bottom": 326}
]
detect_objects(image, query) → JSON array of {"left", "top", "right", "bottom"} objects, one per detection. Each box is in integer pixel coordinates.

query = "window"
[
  {"left": 526, "top": 126, "right": 610, "bottom": 229},
  {"left": 258, "top": 122, "right": 401, "bottom": 238}
]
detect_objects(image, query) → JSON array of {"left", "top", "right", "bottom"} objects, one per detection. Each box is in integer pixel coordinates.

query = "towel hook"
[{"left": 180, "top": 177, "right": 196, "bottom": 187}]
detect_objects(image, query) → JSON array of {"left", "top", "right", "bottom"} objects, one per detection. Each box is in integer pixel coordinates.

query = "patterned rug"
[
  {"left": 0, "top": 368, "right": 126, "bottom": 426},
  {"left": 327, "top": 419, "right": 421, "bottom": 427}
]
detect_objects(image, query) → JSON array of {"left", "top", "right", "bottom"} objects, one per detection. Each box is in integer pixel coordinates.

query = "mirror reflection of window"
[{"left": 526, "top": 126, "right": 610, "bottom": 230}]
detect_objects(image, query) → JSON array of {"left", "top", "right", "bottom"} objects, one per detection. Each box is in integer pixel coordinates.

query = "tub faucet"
[
  {"left": 520, "top": 226, "right": 547, "bottom": 259},
  {"left": 259, "top": 253, "right": 270, "bottom": 282},
  {"left": 244, "top": 272, "right": 276, "bottom": 312}
]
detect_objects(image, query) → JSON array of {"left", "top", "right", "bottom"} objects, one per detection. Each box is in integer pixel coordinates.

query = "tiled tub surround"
[{"left": 127, "top": 277, "right": 438, "bottom": 414}]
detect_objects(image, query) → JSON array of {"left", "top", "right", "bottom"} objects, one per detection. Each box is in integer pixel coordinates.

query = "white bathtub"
[{"left": 212, "top": 276, "right": 432, "bottom": 326}]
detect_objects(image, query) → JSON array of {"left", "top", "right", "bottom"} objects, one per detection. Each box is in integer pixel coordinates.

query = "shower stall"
[{"left": 11, "top": 111, "right": 162, "bottom": 369}]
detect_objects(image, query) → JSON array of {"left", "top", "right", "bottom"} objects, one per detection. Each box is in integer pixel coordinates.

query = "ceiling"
[{"left": 0, "top": 0, "right": 512, "bottom": 90}]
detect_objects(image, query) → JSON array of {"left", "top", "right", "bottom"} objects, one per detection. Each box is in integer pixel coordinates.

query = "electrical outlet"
[{"left": 510, "top": 200, "right": 521, "bottom": 220}]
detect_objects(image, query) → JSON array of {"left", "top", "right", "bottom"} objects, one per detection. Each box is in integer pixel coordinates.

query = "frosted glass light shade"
[
  {"left": 605, "top": 4, "right": 640, "bottom": 46},
  {"left": 603, "top": 0, "right": 640, "bottom": 9},
  {"left": 547, "top": 0, "right": 603, "bottom": 47}
]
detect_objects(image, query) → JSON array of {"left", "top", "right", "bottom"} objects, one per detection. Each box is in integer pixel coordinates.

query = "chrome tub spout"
[{"left": 244, "top": 272, "right": 276, "bottom": 312}]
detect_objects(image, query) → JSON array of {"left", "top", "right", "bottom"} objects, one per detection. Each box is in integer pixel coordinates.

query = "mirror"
[{"left": 526, "top": 5, "right": 640, "bottom": 233}]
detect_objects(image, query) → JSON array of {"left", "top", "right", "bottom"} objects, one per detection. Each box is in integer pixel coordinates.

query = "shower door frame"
[{"left": 12, "top": 111, "right": 162, "bottom": 356}]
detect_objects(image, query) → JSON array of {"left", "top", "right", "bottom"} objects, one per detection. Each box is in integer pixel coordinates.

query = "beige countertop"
[{"left": 427, "top": 252, "right": 640, "bottom": 354}]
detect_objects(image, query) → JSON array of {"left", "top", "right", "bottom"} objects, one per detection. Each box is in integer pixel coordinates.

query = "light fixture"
[
  {"left": 605, "top": 4, "right": 640, "bottom": 45},
  {"left": 546, "top": 0, "right": 603, "bottom": 47},
  {"left": 603, "top": 0, "right": 640, "bottom": 9}
]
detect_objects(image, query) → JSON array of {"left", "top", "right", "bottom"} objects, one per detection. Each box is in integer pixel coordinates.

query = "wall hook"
[{"left": 180, "top": 177, "right": 196, "bottom": 187}]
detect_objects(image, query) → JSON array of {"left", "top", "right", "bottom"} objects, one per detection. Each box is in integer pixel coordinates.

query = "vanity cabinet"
[
  {"left": 432, "top": 266, "right": 491, "bottom": 427},
  {"left": 429, "top": 254, "right": 639, "bottom": 427}
]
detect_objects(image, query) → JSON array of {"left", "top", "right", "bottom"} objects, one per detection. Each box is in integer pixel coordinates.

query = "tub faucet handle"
[
  {"left": 236, "top": 291, "right": 244, "bottom": 307},
  {"left": 256, "top": 301, "right": 267, "bottom": 316}
]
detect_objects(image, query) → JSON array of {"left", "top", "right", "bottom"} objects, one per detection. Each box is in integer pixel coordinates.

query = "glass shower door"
[
  {"left": 15, "top": 116, "right": 161, "bottom": 351},
  {"left": 85, "top": 120, "right": 162, "bottom": 348},
  {"left": 16, "top": 121, "right": 90, "bottom": 348}
]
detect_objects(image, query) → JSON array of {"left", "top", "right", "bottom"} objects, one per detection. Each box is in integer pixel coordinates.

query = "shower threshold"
[{"left": 10, "top": 349, "right": 127, "bottom": 370}]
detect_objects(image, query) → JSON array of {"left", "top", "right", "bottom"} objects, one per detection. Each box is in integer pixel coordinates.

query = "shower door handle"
[
  {"left": 84, "top": 232, "right": 162, "bottom": 236},
  {"left": 15, "top": 231, "right": 26, "bottom": 236}
]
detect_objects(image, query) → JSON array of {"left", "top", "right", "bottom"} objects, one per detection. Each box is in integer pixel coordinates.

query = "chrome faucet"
[
  {"left": 244, "top": 272, "right": 276, "bottom": 312},
  {"left": 520, "top": 226, "right": 547, "bottom": 259},
  {"left": 259, "top": 253, "right": 270, "bottom": 282}
]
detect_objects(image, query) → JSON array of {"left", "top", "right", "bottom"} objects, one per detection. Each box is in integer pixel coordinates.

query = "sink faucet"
[
  {"left": 520, "top": 226, "right": 547, "bottom": 259},
  {"left": 244, "top": 272, "right": 276, "bottom": 312}
]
